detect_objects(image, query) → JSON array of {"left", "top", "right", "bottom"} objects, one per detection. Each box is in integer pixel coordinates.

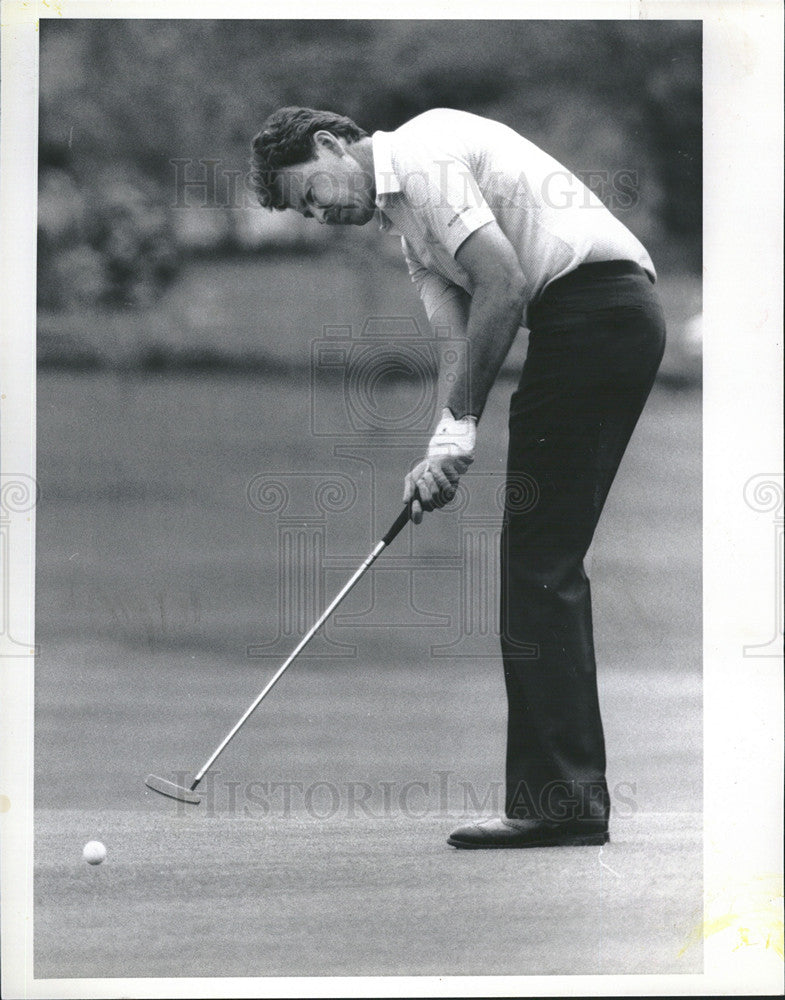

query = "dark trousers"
[{"left": 501, "top": 261, "right": 666, "bottom": 823}]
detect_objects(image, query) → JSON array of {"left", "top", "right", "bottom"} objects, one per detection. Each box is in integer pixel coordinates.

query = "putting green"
[
  {"left": 35, "top": 807, "right": 702, "bottom": 978},
  {"left": 33, "top": 374, "right": 703, "bottom": 978}
]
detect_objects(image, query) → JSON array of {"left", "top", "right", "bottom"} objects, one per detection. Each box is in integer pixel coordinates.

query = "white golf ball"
[{"left": 82, "top": 840, "right": 106, "bottom": 865}]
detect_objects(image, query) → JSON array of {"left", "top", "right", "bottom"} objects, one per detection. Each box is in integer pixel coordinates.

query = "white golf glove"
[{"left": 403, "top": 408, "right": 476, "bottom": 523}]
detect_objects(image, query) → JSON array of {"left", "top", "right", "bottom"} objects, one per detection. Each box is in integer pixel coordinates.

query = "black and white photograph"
[{"left": 0, "top": 3, "right": 782, "bottom": 997}]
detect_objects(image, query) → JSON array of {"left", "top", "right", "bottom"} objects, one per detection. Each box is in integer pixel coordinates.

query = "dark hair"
[{"left": 250, "top": 107, "right": 368, "bottom": 210}]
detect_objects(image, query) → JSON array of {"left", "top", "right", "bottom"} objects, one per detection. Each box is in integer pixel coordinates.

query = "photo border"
[{"left": 1, "top": 2, "right": 782, "bottom": 997}]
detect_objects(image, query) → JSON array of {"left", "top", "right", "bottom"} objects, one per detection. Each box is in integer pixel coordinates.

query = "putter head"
[{"left": 144, "top": 774, "right": 201, "bottom": 804}]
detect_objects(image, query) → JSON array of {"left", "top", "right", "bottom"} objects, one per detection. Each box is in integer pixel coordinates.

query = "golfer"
[{"left": 250, "top": 107, "right": 665, "bottom": 848}]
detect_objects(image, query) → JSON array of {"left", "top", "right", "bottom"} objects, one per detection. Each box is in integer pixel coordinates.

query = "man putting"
[{"left": 250, "top": 107, "right": 665, "bottom": 849}]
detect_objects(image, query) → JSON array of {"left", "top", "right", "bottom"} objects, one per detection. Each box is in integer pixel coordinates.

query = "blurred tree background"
[{"left": 38, "top": 18, "right": 701, "bottom": 362}]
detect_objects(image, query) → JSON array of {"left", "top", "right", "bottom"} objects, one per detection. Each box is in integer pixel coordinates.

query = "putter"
[{"left": 145, "top": 502, "right": 413, "bottom": 804}]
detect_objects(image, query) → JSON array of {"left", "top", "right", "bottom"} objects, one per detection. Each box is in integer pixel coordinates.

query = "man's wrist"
[
  {"left": 429, "top": 408, "right": 477, "bottom": 459},
  {"left": 442, "top": 406, "right": 478, "bottom": 423}
]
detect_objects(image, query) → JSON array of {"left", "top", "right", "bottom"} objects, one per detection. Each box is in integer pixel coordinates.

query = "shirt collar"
[
  {"left": 371, "top": 130, "right": 401, "bottom": 198},
  {"left": 371, "top": 130, "right": 402, "bottom": 232}
]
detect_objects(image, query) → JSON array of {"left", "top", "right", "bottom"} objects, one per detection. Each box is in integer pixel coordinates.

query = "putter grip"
[{"left": 381, "top": 503, "right": 412, "bottom": 547}]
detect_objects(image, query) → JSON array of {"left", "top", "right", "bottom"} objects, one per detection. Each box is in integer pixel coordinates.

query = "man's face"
[{"left": 276, "top": 133, "right": 376, "bottom": 226}]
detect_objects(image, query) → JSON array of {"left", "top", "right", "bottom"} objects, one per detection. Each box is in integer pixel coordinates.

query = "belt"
[
  {"left": 575, "top": 260, "right": 648, "bottom": 278},
  {"left": 552, "top": 259, "right": 652, "bottom": 285},
  {"left": 528, "top": 260, "right": 655, "bottom": 325},
  {"left": 530, "top": 260, "right": 654, "bottom": 317}
]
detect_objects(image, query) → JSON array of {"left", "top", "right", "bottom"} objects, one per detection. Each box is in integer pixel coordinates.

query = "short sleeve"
[
  {"left": 402, "top": 237, "right": 466, "bottom": 321},
  {"left": 397, "top": 145, "right": 496, "bottom": 258}
]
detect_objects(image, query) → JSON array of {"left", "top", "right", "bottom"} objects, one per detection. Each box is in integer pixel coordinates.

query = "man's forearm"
[
  {"left": 429, "top": 288, "right": 471, "bottom": 416},
  {"left": 446, "top": 280, "right": 524, "bottom": 420}
]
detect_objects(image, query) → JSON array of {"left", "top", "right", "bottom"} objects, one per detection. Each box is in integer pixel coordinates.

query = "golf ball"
[{"left": 82, "top": 840, "right": 106, "bottom": 865}]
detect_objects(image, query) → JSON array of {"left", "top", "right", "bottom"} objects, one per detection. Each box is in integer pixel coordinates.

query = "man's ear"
[{"left": 313, "top": 130, "right": 344, "bottom": 156}]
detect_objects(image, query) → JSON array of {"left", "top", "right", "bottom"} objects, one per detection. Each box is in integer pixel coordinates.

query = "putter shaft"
[
  {"left": 191, "top": 536, "right": 389, "bottom": 785},
  {"left": 147, "top": 504, "right": 412, "bottom": 800}
]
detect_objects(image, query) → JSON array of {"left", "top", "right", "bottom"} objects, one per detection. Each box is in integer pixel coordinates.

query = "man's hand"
[{"left": 403, "top": 409, "right": 476, "bottom": 523}]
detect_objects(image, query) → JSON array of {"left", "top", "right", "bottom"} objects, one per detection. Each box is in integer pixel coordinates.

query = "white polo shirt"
[{"left": 372, "top": 108, "right": 655, "bottom": 326}]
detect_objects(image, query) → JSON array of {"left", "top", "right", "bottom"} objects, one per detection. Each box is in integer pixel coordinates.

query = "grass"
[
  {"left": 33, "top": 363, "right": 701, "bottom": 979},
  {"left": 35, "top": 807, "right": 702, "bottom": 978}
]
